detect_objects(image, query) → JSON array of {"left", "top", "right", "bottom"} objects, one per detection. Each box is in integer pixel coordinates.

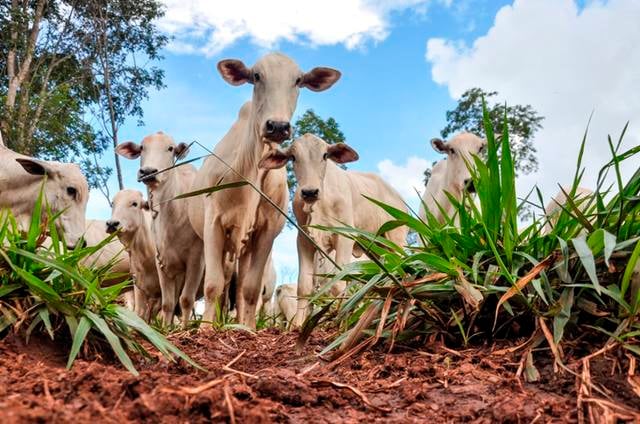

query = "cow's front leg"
[
  {"left": 236, "top": 231, "right": 277, "bottom": 329},
  {"left": 133, "top": 285, "right": 146, "bottom": 318},
  {"left": 293, "top": 232, "right": 316, "bottom": 327},
  {"left": 179, "top": 242, "right": 205, "bottom": 327},
  {"left": 157, "top": 261, "right": 178, "bottom": 326},
  {"left": 332, "top": 235, "right": 355, "bottom": 297},
  {"left": 202, "top": 216, "right": 227, "bottom": 324}
]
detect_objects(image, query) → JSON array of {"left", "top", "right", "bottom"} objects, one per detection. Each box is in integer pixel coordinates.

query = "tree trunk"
[
  {"left": 100, "top": 26, "right": 124, "bottom": 190},
  {"left": 6, "top": 0, "right": 46, "bottom": 110},
  {"left": 2, "top": 0, "right": 47, "bottom": 149}
]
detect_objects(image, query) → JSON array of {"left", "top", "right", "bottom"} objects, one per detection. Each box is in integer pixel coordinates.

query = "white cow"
[
  {"left": 419, "top": 133, "right": 486, "bottom": 223},
  {"left": 0, "top": 145, "right": 88, "bottom": 247},
  {"left": 259, "top": 134, "right": 408, "bottom": 326},
  {"left": 116, "top": 133, "right": 204, "bottom": 326},
  {"left": 107, "top": 190, "right": 161, "bottom": 321},
  {"left": 187, "top": 53, "right": 341, "bottom": 329},
  {"left": 543, "top": 186, "right": 594, "bottom": 234}
]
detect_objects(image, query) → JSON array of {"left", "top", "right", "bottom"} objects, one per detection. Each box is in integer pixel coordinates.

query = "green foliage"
[
  {"left": 309, "top": 104, "right": 639, "bottom": 368},
  {"left": 425, "top": 88, "right": 544, "bottom": 187},
  {"left": 0, "top": 0, "right": 167, "bottom": 192},
  {"left": 0, "top": 192, "right": 198, "bottom": 375}
]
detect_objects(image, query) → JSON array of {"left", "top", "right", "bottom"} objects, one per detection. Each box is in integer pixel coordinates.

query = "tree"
[
  {"left": 77, "top": 0, "right": 167, "bottom": 195},
  {"left": 0, "top": 0, "right": 167, "bottom": 201},
  {"left": 0, "top": 1, "right": 104, "bottom": 166},
  {"left": 287, "top": 109, "right": 346, "bottom": 197},
  {"left": 424, "top": 88, "right": 544, "bottom": 185}
]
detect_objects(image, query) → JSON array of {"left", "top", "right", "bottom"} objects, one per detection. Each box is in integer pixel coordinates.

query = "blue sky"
[{"left": 88, "top": 0, "right": 640, "bottom": 284}]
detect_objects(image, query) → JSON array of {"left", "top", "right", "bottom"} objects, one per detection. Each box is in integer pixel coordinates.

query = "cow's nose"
[
  {"left": 138, "top": 167, "right": 158, "bottom": 182},
  {"left": 105, "top": 220, "right": 120, "bottom": 234},
  {"left": 301, "top": 188, "right": 320, "bottom": 202},
  {"left": 264, "top": 120, "right": 291, "bottom": 143},
  {"left": 464, "top": 179, "right": 476, "bottom": 194}
]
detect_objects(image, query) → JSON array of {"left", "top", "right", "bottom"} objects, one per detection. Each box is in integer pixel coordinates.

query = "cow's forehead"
[
  {"left": 141, "top": 131, "right": 173, "bottom": 147},
  {"left": 114, "top": 189, "right": 143, "bottom": 204},
  {"left": 449, "top": 132, "right": 484, "bottom": 151},
  {"left": 58, "top": 162, "right": 89, "bottom": 192},
  {"left": 255, "top": 52, "right": 301, "bottom": 76},
  {"left": 293, "top": 134, "right": 326, "bottom": 156}
]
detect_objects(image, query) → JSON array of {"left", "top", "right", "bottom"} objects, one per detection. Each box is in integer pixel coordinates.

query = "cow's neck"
[
  {"left": 147, "top": 169, "right": 180, "bottom": 218},
  {"left": 120, "top": 224, "right": 154, "bottom": 263},
  {"left": 230, "top": 113, "right": 269, "bottom": 185}
]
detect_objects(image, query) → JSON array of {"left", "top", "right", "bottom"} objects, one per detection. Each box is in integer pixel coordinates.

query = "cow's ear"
[
  {"left": 431, "top": 138, "right": 451, "bottom": 155},
  {"left": 141, "top": 200, "right": 150, "bottom": 211},
  {"left": 174, "top": 142, "right": 189, "bottom": 160},
  {"left": 218, "top": 59, "right": 252, "bottom": 86},
  {"left": 16, "top": 158, "right": 53, "bottom": 176},
  {"left": 259, "top": 149, "right": 290, "bottom": 169},
  {"left": 116, "top": 142, "right": 142, "bottom": 159},
  {"left": 300, "top": 67, "right": 341, "bottom": 92},
  {"left": 326, "top": 143, "right": 359, "bottom": 164}
]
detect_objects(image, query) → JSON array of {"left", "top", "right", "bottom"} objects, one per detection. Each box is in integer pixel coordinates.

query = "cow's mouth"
[
  {"left": 262, "top": 134, "right": 289, "bottom": 144},
  {"left": 138, "top": 175, "right": 158, "bottom": 185}
]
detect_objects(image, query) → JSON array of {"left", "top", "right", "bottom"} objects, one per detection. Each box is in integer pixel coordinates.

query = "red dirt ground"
[{"left": 1, "top": 328, "right": 639, "bottom": 423}]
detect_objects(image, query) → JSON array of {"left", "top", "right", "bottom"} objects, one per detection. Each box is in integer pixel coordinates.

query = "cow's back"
[{"left": 347, "top": 170, "right": 407, "bottom": 235}]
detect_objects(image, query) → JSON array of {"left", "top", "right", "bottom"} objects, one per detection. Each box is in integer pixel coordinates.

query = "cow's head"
[
  {"left": 430, "top": 132, "right": 486, "bottom": 194},
  {"left": 107, "top": 189, "right": 148, "bottom": 236},
  {"left": 217, "top": 53, "right": 341, "bottom": 144},
  {"left": 15, "top": 158, "right": 89, "bottom": 249},
  {"left": 258, "top": 134, "right": 358, "bottom": 204},
  {"left": 116, "top": 132, "right": 189, "bottom": 189}
]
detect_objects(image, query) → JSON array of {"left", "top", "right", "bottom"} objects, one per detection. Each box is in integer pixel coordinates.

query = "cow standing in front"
[
  {"left": 116, "top": 133, "right": 204, "bottom": 326},
  {"left": 187, "top": 52, "right": 341, "bottom": 329},
  {"left": 259, "top": 134, "right": 408, "bottom": 326},
  {"left": 419, "top": 133, "right": 486, "bottom": 224},
  {"left": 106, "top": 189, "right": 161, "bottom": 321}
]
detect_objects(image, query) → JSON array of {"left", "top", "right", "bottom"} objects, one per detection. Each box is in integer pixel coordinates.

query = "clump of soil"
[{"left": 0, "top": 328, "right": 638, "bottom": 423}]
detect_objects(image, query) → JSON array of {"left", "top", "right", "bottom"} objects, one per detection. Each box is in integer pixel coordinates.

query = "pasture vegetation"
[
  {"left": 301, "top": 105, "right": 640, "bottom": 377},
  {"left": 0, "top": 102, "right": 638, "bottom": 384},
  {"left": 0, "top": 191, "right": 197, "bottom": 375}
]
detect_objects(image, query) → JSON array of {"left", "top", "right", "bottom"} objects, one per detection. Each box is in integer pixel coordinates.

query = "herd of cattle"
[{"left": 0, "top": 52, "right": 589, "bottom": 330}]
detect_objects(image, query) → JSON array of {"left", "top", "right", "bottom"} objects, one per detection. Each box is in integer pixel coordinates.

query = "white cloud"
[
  {"left": 159, "top": 0, "right": 432, "bottom": 55},
  {"left": 426, "top": 0, "right": 640, "bottom": 205},
  {"left": 377, "top": 156, "right": 429, "bottom": 209}
]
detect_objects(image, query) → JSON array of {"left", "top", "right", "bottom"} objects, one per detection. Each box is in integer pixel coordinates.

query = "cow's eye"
[
  {"left": 290, "top": 155, "right": 295, "bottom": 162},
  {"left": 168, "top": 146, "right": 174, "bottom": 152},
  {"left": 67, "top": 187, "right": 77, "bottom": 198},
  {"left": 132, "top": 202, "right": 138, "bottom": 208},
  {"left": 140, "top": 145, "right": 144, "bottom": 151},
  {"left": 322, "top": 153, "right": 328, "bottom": 160},
  {"left": 295, "top": 76, "right": 302, "bottom": 85},
  {"left": 450, "top": 148, "right": 456, "bottom": 155},
  {"left": 254, "top": 72, "right": 261, "bottom": 82}
]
